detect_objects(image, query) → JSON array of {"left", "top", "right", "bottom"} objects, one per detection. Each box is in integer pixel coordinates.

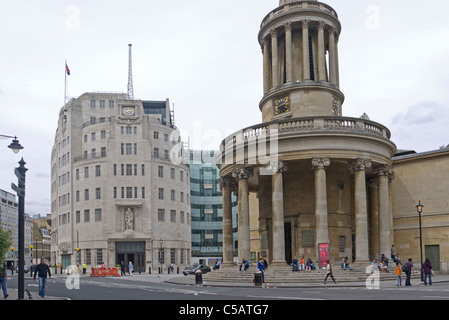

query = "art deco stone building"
[
  {"left": 51, "top": 93, "right": 191, "bottom": 272},
  {"left": 218, "top": 0, "right": 397, "bottom": 268}
]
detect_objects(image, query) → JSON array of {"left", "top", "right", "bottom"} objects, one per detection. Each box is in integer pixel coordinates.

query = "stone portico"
[{"left": 217, "top": 0, "right": 397, "bottom": 268}]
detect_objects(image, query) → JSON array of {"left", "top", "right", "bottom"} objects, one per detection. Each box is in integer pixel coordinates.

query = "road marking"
[{"left": 422, "top": 296, "right": 449, "bottom": 299}]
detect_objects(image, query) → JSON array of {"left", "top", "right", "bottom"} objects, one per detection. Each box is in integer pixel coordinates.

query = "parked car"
[{"left": 182, "top": 264, "right": 211, "bottom": 276}]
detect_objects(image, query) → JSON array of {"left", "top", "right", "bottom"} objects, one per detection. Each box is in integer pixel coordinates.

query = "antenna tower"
[{"left": 127, "top": 44, "right": 134, "bottom": 100}]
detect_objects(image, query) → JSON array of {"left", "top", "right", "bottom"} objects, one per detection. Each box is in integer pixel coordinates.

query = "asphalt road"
[{"left": 4, "top": 274, "right": 449, "bottom": 301}]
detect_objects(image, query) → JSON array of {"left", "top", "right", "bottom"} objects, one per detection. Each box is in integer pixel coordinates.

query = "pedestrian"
[
  {"left": 343, "top": 257, "right": 353, "bottom": 271},
  {"left": 305, "top": 258, "right": 314, "bottom": 272},
  {"left": 82, "top": 263, "right": 87, "bottom": 275},
  {"left": 33, "top": 258, "right": 52, "bottom": 298},
  {"left": 291, "top": 257, "right": 299, "bottom": 271},
  {"left": 422, "top": 258, "right": 433, "bottom": 286},
  {"left": 257, "top": 258, "right": 265, "bottom": 283},
  {"left": 395, "top": 262, "right": 402, "bottom": 286},
  {"left": 128, "top": 261, "right": 134, "bottom": 275},
  {"left": 120, "top": 261, "right": 126, "bottom": 276},
  {"left": 239, "top": 258, "right": 249, "bottom": 272},
  {"left": 403, "top": 258, "right": 414, "bottom": 286},
  {"left": 323, "top": 261, "right": 337, "bottom": 284},
  {"left": 391, "top": 244, "right": 397, "bottom": 264},
  {"left": 0, "top": 261, "right": 9, "bottom": 299}
]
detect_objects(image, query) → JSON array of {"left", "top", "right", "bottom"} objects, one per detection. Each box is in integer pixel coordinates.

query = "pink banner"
[{"left": 319, "top": 243, "right": 330, "bottom": 267}]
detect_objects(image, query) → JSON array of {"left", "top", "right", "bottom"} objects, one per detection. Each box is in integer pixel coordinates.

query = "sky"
[{"left": 1, "top": 0, "right": 449, "bottom": 216}]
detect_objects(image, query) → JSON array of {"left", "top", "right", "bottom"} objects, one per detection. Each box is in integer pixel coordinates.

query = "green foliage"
[{"left": 0, "top": 226, "right": 12, "bottom": 264}]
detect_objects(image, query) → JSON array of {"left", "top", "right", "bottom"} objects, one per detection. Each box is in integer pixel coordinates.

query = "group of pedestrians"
[{"left": 0, "top": 258, "right": 52, "bottom": 299}]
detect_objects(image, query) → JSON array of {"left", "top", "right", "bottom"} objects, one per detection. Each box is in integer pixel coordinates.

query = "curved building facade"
[
  {"left": 51, "top": 93, "right": 191, "bottom": 272},
  {"left": 218, "top": 0, "right": 396, "bottom": 268}
]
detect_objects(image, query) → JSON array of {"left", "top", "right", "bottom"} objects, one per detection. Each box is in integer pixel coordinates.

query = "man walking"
[
  {"left": 403, "top": 258, "right": 414, "bottom": 286},
  {"left": 33, "top": 258, "right": 51, "bottom": 298}
]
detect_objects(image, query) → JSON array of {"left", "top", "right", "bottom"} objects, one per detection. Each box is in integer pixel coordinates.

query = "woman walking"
[{"left": 324, "top": 261, "right": 337, "bottom": 284}]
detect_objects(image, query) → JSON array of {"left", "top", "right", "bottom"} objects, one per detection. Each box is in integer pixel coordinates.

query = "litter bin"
[
  {"left": 195, "top": 269, "right": 203, "bottom": 286},
  {"left": 254, "top": 271, "right": 263, "bottom": 287}
]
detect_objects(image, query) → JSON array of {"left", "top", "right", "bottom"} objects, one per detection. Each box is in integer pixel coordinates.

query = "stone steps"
[{"left": 203, "top": 265, "right": 413, "bottom": 284}]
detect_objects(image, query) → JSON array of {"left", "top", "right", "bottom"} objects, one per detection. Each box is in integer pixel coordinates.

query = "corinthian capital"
[
  {"left": 232, "top": 167, "right": 254, "bottom": 180},
  {"left": 373, "top": 164, "right": 393, "bottom": 177},
  {"left": 219, "top": 176, "right": 236, "bottom": 190}
]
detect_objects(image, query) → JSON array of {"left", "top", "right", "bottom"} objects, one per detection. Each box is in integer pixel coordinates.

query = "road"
[{"left": 4, "top": 274, "right": 449, "bottom": 301}]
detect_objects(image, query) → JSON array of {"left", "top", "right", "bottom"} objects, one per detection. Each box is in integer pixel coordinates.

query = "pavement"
[{"left": 1, "top": 272, "right": 448, "bottom": 300}]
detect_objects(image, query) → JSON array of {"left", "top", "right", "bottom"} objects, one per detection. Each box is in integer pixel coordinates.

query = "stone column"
[
  {"left": 220, "top": 176, "right": 236, "bottom": 268},
  {"left": 328, "top": 27, "right": 337, "bottom": 86},
  {"left": 368, "top": 179, "right": 379, "bottom": 260},
  {"left": 271, "top": 162, "right": 288, "bottom": 267},
  {"left": 348, "top": 159, "right": 372, "bottom": 263},
  {"left": 317, "top": 21, "right": 326, "bottom": 82},
  {"left": 302, "top": 20, "right": 310, "bottom": 81},
  {"left": 374, "top": 165, "right": 393, "bottom": 258},
  {"left": 262, "top": 38, "right": 271, "bottom": 94},
  {"left": 233, "top": 167, "right": 254, "bottom": 262},
  {"left": 312, "top": 158, "right": 331, "bottom": 248},
  {"left": 271, "top": 29, "right": 280, "bottom": 88},
  {"left": 334, "top": 33, "right": 340, "bottom": 88},
  {"left": 284, "top": 22, "right": 293, "bottom": 84}
]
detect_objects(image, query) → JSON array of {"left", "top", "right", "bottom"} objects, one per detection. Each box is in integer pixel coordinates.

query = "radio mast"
[{"left": 127, "top": 44, "right": 134, "bottom": 100}]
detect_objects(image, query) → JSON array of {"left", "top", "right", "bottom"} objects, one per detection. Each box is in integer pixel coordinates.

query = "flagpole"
[{"left": 64, "top": 59, "right": 67, "bottom": 105}]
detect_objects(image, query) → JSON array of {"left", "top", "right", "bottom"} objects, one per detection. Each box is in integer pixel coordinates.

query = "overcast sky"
[{"left": 1, "top": 0, "right": 449, "bottom": 215}]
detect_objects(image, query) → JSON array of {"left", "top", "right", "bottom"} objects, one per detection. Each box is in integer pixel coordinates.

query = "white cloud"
[{"left": 389, "top": 101, "right": 449, "bottom": 152}]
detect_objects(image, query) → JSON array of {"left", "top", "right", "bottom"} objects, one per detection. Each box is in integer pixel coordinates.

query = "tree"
[{"left": 0, "top": 226, "right": 12, "bottom": 265}]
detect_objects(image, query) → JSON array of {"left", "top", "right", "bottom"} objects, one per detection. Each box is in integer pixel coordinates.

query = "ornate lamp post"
[
  {"left": 416, "top": 201, "right": 424, "bottom": 282},
  {"left": 1, "top": 134, "right": 25, "bottom": 299}
]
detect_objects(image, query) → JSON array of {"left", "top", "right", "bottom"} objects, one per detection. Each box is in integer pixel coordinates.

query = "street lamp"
[
  {"left": 416, "top": 201, "right": 424, "bottom": 282},
  {"left": 2, "top": 134, "right": 25, "bottom": 299},
  {"left": 0, "top": 135, "right": 23, "bottom": 154},
  {"left": 159, "top": 239, "right": 163, "bottom": 274}
]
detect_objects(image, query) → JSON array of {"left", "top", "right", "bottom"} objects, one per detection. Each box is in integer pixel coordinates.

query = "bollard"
[
  {"left": 195, "top": 269, "right": 203, "bottom": 286},
  {"left": 254, "top": 271, "right": 263, "bottom": 287}
]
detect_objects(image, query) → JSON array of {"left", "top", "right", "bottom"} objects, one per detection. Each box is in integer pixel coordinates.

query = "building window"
[
  {"left": 142, "top": 187, "right": 145, "bottom": 199},
  {"left": 141, "top": 164, "right": 145, "bottom": 176},
  {"left": 84, "top": 189, "right": 89, "bottom": 201},
  {"left": 90, "top": 100, "right": 96, "bottom": 108},
  {"left": 85, "top": 249, "right": 91, "bottom": 265},
  {"left": 158, "top": 209, "right": 165, "bottom": 221},
  {"left": 109, "top": 100, "right": 114, "bottom": 108},
  {"left": 158, "top": 188, "right": 164, "bottom": 200},
  {"left": 113, "top": 164, "right": 117, "bottom": 176},
  {"left": 91, "top": 132, "right": 96, "bottom": 141},
  {"left": 170, "top": 249, "right": 176, "bottom": 264},
  {"left": 101, "top": 131, "right": 106, "bottom": 139},
  {"left": 180, "top": 211, "right": 185, "bottom": 224},
  {"left": 126, "top": 164, "right": 132, "bottom": 176},
  {"left": 339, "top": 236, "right": 345, "bottom": 253},
  {"left": 100, "top": 100, "right": 105, "bottom": 108},
  {"left": 95, "top": 209, "right": 102, "bottom": 222},
  {"left": 154, "top": 148, "right": 159, "bottom": 158},
  {"left": 96, "top": 249, "right": 103, "bottom": 265},
  {"left": 95, "top": 188, "right": 101, "bottom": 200},
  {"left": 84, "top": 167, "right": 89, "bottom": 179},
  {"left": 171, "top": 190, "right": 175, "bottom": 201},
  {"left": 170, "top": 168, "right": 175, "bottom": 179},
  {"left": 95, "top": 165, "right": 101, "bottom": 177},
  {"left": 113, "top": 187, "right": 117, "bottom": 199},
  {"left": 158, "top": 166, "right": 164, "bottom": 178},
  {"left": 76, "top": 190, "right": 80, "bottom": 202},
  {"left": 170, "top": 210, "right": 176, "bottom": 223},
  {"left": 101, "top": 147, "right": 106, "bottom": 157},
  {"left": 76, "top": 211, "right": 80, "bottom": 224},
  {"left": 84, "top": 210, "right": 90, "bottom": 222},
  {"left": 154, "top": 131, "right": 159, "bottom": 139},
  {"left": 126, "top": 143, "right": 132, "bottom": 155},
  {"left": 126, "top": 187, "right": 133, "bottom": 199}
]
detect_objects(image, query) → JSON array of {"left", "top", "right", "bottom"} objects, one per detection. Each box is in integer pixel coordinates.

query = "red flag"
[{"left": 66, "top": 63, "right": 71, "bottom": 76}]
